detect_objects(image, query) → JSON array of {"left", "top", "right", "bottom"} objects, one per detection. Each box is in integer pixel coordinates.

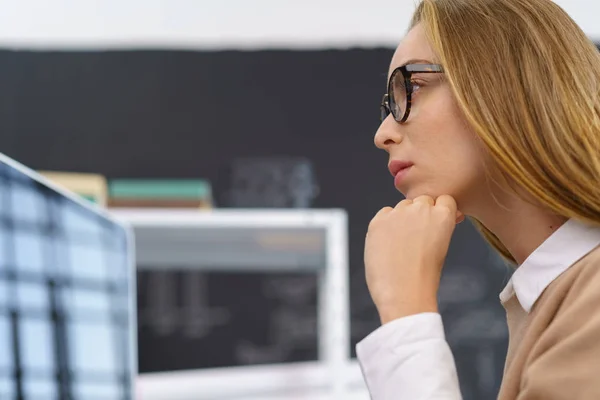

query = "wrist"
[{"left": 378, "top": 299, "right": 439, "bottom": 325}]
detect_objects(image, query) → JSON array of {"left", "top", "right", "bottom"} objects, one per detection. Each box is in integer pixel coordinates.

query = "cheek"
[
  {"left": 417, "top": 137, "right": 485, "bottom": 197},
  {"left": 410, "top": 143, "right": 486, "bottom": 205},
  {"left": 408, "top": 98, "right": 486, "bottom": 200}
]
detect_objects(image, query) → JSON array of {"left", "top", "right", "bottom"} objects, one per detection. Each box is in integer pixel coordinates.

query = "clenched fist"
[{"left": 364, "top": 195, "right": 464, "bottom": 325}]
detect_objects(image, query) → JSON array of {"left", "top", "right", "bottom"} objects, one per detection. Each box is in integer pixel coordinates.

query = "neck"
[{"left": 467, "top": 190, "right": 568, "bottom": 266}]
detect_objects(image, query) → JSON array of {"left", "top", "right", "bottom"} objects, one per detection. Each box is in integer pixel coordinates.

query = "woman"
[{"left": 358, "top": 0, "right": 600, "bottom": 399}]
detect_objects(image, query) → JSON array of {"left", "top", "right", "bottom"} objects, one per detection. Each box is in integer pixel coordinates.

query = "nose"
[{"left": 374, "top": 115, "right": 403, "bottom": 151}]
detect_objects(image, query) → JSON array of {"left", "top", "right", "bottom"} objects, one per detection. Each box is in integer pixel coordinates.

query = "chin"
[
  {"left": 402, "top": 186, "right": 451, "bottom": 202},
  {"left": 401, "top": 187, "right": 430, "bottom": 200}
]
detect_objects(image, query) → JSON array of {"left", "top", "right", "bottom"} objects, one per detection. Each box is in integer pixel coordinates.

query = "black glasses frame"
[{"left": 380, "top": 63, "right": 444, "bottom": 123}]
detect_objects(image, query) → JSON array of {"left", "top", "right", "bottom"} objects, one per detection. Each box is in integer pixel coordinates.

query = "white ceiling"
[{"left": 0, "top": 0, "right": 597, "bottom": 50}]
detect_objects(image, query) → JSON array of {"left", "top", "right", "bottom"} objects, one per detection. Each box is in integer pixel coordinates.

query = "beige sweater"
[{"left": 498, "top": 246, "right": 600, "bottom": 399}]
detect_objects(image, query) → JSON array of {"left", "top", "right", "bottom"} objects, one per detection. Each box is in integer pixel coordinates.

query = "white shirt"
[{"left": 356, "top": 218, "right": 600, "bottom": 400}]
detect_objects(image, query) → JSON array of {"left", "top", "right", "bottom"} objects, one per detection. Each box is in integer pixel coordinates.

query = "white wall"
[{"left": 0, "top": 0, "right": 598, "bottom": 50}]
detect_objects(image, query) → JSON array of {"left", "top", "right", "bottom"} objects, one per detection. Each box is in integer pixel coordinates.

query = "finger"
[
  {"left": 434, "top": 195, "right": 458, "bottom": 214},
  {"left": 413, "top": 195, "right": 435, "bottom": 206},
  {"left": 394, "top": 198, "right": 413, "bottom": 209},
  {"left": 371, "top": 206, "right": 393, "bottom": 222},
  {"left": 435, "top": 195, "right": 463, "bottom": 224},
  {"left": 368, "top": 206, "right": 393, "bottom": 230},
  {"left": 373, "top": 206, "right": 393, "bottom": 219}
]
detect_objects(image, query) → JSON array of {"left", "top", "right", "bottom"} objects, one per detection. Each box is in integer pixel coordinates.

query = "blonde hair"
[{"left": 410, "top": 0, "right": 600, "bottom": 264}]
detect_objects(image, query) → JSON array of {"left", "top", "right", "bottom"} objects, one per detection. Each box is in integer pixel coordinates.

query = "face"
[{"left": 375, "top": 24, "right": 488, "bottom": 211}]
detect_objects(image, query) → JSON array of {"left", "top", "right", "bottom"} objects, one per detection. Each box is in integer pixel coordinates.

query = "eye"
[{"left": 410, "top": 80, "right": 424, "bottom": 94}]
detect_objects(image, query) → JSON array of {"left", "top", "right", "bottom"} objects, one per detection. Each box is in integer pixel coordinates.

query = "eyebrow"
[{"left": 399, "top": 58, "right": 434, "bottom": 66}]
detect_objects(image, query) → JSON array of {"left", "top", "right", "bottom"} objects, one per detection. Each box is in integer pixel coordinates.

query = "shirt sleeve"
[{"left": 356, "top": 312, "right": 462, "bottom": 400}]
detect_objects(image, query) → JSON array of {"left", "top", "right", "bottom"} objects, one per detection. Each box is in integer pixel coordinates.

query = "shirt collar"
[{"left": 499, "top": 218, "right": 600, "bottom": 313}]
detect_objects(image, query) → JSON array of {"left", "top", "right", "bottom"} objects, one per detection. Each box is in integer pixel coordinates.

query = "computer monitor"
[{"left": 0, "top": 153, "right": 136, "bottom": 399}]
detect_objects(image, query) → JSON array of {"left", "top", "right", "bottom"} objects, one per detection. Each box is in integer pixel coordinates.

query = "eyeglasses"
[{"left": 380, "top": 63, "right": 444, "bottom": 123}]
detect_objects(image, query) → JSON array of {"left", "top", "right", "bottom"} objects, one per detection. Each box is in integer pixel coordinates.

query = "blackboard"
[{"left": 0, "top": 46, "right": 525, "bottom": 399}]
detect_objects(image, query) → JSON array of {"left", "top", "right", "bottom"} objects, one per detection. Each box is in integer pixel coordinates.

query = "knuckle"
[
  {"left": 434, "top": 206, "right": 454, "bottom": 219},
  {"left": 410, "top": 203, "right": 425, "bottom": 213},
  {"left": 395, "top": 199, "right": 412, "bottom": 208},
  {"left": 412, "top": 196, "right": 435, "bottom": 208},
  {"left": 414, "top": 195, "right": 434, "bottom": 202},
  {"left": 369, "top": 207, "right": 392, "bottom": 228},
  {"left": 411, "top": 201, "right": 430, "bottom": 211}
]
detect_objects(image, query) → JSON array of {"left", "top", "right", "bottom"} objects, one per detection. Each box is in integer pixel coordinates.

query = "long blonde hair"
[{"left": 410, "top": 0, "right": 600, "bottom": 264}]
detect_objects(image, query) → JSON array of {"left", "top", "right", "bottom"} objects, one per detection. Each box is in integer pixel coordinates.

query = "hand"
[{"left": 364, "top": 195, "right": 463, "bottom": 324}]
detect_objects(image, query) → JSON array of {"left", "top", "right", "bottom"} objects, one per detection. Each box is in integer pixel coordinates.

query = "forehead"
[{"left": 388, "top": 24, "right": 436, "bottom": 79}]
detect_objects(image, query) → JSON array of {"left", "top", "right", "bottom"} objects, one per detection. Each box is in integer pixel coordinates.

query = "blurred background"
[{"left": 0, "top": 1, "right": 598, "bottom": 399}]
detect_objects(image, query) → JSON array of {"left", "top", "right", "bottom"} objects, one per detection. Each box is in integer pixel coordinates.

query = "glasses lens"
[{"left": 389, "top": 70, "right": 407, "bottom": 121}]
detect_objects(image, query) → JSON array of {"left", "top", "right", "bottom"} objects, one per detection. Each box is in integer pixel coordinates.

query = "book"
[
  {"left": 107, "top": 198, "right": 212, "bottom": 209},
  {"left": 38, "top": 170, "right": 108, "bottom": 206},
  {"left": 108, "top": 179, "right": 213, "bottom": 209}
]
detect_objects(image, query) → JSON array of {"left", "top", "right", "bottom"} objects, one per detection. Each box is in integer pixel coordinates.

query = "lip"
[
  {"left": 388, "top": 160, "right": 414, "bottom": 188},
  {"left": 388, "top": 160, "right": 414, "bottom": 177}
]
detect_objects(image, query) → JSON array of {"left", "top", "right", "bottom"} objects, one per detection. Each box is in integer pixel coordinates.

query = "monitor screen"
[{"left": 0, "top": 154, "right": 136, "bottom": 399}]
